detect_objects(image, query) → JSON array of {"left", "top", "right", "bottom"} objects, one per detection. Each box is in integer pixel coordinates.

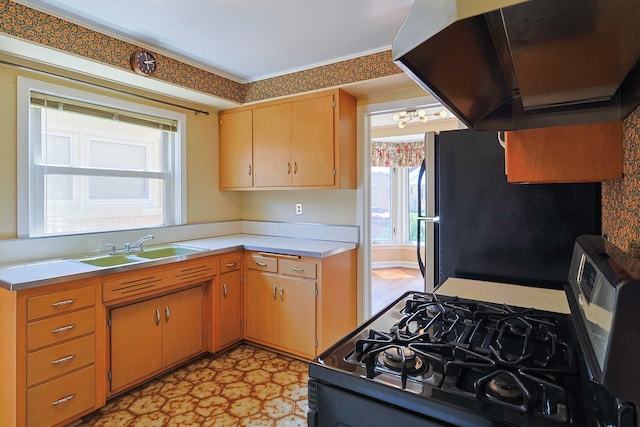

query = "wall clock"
[{"left": 130, "top": 49, "right": 157, "bottom": 76}]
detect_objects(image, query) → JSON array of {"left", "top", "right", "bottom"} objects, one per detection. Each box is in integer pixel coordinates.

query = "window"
[
  {"left": 18, "top": 78, "right": 186, "bottom": 237},
  {"left": 370, "top": 140, "right": 425, "bottom": 245},
  {"left": 371, "top": 166, "right": 393, "bottom": 242}
]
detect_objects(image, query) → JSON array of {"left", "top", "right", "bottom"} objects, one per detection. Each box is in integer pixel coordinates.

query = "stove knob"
[{"left": 578, "top": 293, "right": 585, "bottom": 307}]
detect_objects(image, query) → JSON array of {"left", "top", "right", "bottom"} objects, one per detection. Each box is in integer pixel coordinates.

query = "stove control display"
[{"left": 577, "top": 253, "right": 597, "bottom": 302}]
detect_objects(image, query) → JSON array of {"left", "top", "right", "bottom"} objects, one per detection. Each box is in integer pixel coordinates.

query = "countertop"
[
  {"left": 0, "top": 233, "right": 356, "bottom": 291},
  {"left": 436, "top": 277, "right": 570, "bottom": 314}
]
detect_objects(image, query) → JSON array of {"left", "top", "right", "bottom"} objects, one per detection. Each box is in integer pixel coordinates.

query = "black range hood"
[{"left": 392, "top": 0, "right": 640, "bottom": 131}]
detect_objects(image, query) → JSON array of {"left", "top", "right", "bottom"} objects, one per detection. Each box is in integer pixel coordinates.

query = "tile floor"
[{"left": 79, "top": 344, "right": 308, "bottom": 426}]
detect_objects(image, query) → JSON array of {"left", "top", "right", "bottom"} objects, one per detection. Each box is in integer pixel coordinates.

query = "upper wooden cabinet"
[
  {"left": 505, "top": 121, "right": 623, "bottom": 183},
  {"left": 218, "top": 88, "right": 356, "bottom": 190},
  {"left": 219, "top": 109, "right": 253, "bottom": 189}
]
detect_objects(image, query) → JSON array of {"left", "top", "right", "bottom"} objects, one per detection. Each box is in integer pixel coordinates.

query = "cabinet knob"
[
  {"left": 286, "top": 162, "right": 291, "bottom": 174},
  {"left": 293, "top": 162, "right": 298, "bottom": 174},
  {"left": 248, "top": 165, "right": 252, "bottom": 176},
  {"left": 223, "top": 283, "right": 228, "bottom": 298},
  {"left": 165, "top": 306, "right": 170, "bottom": 321},
  {"left": 272, "top": 285, "right": 277, "bottom": 299},
  {"left": 279, "top": 286, "right": 284, "bottom": 301},
  {"left": 155, "top": 309, "right": 160, "bottom": 325}
]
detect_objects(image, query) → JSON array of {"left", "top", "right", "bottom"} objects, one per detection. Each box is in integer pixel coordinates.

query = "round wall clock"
[{"left": 130, "top": 49, "right": 157, "bottom": 76}]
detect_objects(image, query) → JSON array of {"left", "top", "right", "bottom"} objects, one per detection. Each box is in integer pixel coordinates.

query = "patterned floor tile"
[{"left": 80, "top": 344, "right": 308, "bottom": 426}]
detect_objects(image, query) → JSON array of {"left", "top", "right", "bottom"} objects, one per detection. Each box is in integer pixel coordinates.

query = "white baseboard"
[{"left": 372, "top": 261, "right": 419, "bottom": 269}]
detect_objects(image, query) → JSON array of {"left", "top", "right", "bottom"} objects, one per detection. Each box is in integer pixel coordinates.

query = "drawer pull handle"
[
  {"left": 256, "top": 262, "right": 267, "bottom": 267},
  {"left": 223, "top": 283, "right": 228, "bottom": 298},
  {"left": 225, "top": 262, "right": 237, "bottom": 268},
  {"left": 247, "top": 165, "right": 252, "bottom": 176},
  {"left": 51, "top": 324, "right": 75, "bottom": 334},
  {"left": 165, "top": 306, "right": 170, "bottom": 322},
  {"left": 280, "top": 286, "right": 284, "bottom": 301},
  {"left": 291, "top": 267, "right": 304, "bottom": 272},
  {"left": 51, "top": 299, "right": 75, "bottom": 307},
  {"left": 51, "top": 354, "right": 76, "bottom": 365},
  {"left": 272, "top": 285, "right": 277, "bottom": 299},
  {"left": 155, "top": 309, "right": 160, "bottom": 325},
  {"left": 51, "top": 393, "right": 76, "bottom": 406}
]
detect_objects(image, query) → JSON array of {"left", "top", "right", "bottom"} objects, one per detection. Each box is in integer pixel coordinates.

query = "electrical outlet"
[{"left": 296, "top": 203, "right": 303, "bottom": 215}]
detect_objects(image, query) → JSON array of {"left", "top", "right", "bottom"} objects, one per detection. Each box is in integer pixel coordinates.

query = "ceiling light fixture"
[{"left": 392, "top": 109, "right": 448, "bottom": 128}]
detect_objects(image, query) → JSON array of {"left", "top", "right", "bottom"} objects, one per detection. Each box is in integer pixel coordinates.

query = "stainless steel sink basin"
[
  {"left": 76, "top": 254, "right": 142, "bottom": 267},
  {"left": 73, "top": 244, "right": 206, "bottom": 267},
  {"left": 134, "top": 245, "right": 205, "bottom": 259}
]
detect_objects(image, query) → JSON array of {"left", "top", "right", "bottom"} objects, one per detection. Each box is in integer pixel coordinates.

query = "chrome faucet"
[{"left": 106, "top": 234, "right": 155, "bottom": 255}]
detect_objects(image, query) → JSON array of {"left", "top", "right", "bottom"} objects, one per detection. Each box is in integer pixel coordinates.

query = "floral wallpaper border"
[
  {"left": 602, "top": 106, "right": 640, "bottom": 258},
  {"left": 0, "top": 0, "right": 402, "bottom": 105}
]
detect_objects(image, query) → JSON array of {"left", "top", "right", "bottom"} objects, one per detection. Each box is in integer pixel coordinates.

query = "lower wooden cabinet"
[
  {"left": 0, "top": 278, "right": 102, "bottom": 427},
  {"left": 244, "top": 249, "right": 356, "bottom": 359},
  {"left": 109, "top": 286, "right": 203, "bottom": 393},
  {"left": 245, "top": 270, "right": 316, "bottom": 357},
  {"left": 26, "top": 365, "right": 96, "bottom": 427},
  {"left": 219, "top": 252, "right": 243, "bottom": 349},
  {"left": 0, "top": 247, "right": 355, "bottom": 426}
]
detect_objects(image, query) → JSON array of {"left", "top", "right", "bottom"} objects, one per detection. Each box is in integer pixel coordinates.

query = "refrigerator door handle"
[{"left": 420, "top": 216, "right": 440, "bottom": 223}]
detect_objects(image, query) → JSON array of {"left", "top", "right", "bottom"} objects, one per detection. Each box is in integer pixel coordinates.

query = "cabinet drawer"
[
  {"left": 28, "top": 286, "right": 95, "bottom": 321},
  {"left": 246, "top": 254, "right": 277, "bottom": 272},
  {"left": 169, "top": 258, "right": 217, "bottom": 283},
  {"left": 27, "top": 365, "right": 95, "bottom": 427},
  {"left": 103, "top": 270, "right": 167, "bottom": 302},
  {"left": 27, "top": 308, "right": 96, "bottom": 351},
  {"left": 221, "top": 253, "right": 242, "bottom": 272},
  {"left": 280, "top": 259, "right": 317, "bottom": 279},
  {"left": 27, "top": 334, "right": 95, "bottom": 387}
]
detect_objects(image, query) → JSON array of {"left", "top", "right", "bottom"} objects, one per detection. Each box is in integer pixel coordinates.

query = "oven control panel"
[{"left": 568, "top": 235, "right": 640, "bottom": 404}]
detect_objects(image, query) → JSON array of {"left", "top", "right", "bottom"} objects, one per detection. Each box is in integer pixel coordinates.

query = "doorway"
[{"left": 364, "top": 100, "right": 460, "bottom": 317}]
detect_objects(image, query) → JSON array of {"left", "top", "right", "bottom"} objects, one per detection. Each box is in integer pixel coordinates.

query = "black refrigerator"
[{"left": 417, "top": 129, "right": 601, "bottom": 291}]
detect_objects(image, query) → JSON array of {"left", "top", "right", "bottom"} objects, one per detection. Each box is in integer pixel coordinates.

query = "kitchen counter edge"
[{"left": 0, "top": 234, "right": 357, "bottom": 292}]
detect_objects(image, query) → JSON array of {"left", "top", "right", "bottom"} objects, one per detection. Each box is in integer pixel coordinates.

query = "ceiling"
[{"left": 13, "top": 0, "right": 415, "bottom": 83}]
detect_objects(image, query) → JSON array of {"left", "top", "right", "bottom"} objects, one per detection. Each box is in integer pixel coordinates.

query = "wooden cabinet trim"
[
  {"left": 27, "top": 333, "right": 95, "bottom": 387},
  {"left": 27, "top": 286, "right": 95, "bottom": 321},
  {"left": 26, "top": 365, "right": 95, "bottom": 427},
  {"left": 102, "top": 256, "right": 217, "bottom": 303},
  {"left": 279, "top": 259, "right": 317, "bottom": 279},
  {"left": 27, "top": 307, "right": 96, "bottom": 352}
]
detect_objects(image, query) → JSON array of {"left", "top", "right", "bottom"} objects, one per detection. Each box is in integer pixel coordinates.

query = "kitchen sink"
[
  {"left": 73, "top": 244, "right": 206, "bottom": 267},
  {"left": 76, "top": 254, "right": 142, "bottom": 267},
  {"left": 133, "top": 245, "right": 205, "bottom": 259}
]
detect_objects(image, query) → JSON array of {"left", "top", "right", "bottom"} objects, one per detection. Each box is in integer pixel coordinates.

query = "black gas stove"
[{"left": 308, "top": 236, "right": 639, "bottom": 427}]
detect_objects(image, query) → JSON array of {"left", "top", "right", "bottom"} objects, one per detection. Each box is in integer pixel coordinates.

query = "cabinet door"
[
  {"left": 245, "top": 270, "right": 279, "bottom": 345},
  {"left": 254, "top": 103, "right": 292, "bottom": 187},
  {"left": 219, "top": 109, "right": 253, "bottom": 189},
  {"left": 110, "top": 298, "right": 162, "bottom": 392},
  {"left": 291, "top": 94, "right": 335, "bottom": 187},
  {"left": 219, "top": 270, "right": 243, "bottom": 348},
  {"left": 278, "top": 276, "right": 316, "bottom": 357},
  {"left": 162, "top": 287, "right": 203, "bottom": 367}
]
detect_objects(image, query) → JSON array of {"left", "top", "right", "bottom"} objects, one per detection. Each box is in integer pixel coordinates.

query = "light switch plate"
[{"left": 296, "top": 203, "right": 303, "bottom": 215}]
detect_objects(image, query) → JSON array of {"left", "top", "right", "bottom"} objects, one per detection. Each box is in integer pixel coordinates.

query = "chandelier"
[{"left": 392, "top": 109, "right": 448, "bottom": 128}]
